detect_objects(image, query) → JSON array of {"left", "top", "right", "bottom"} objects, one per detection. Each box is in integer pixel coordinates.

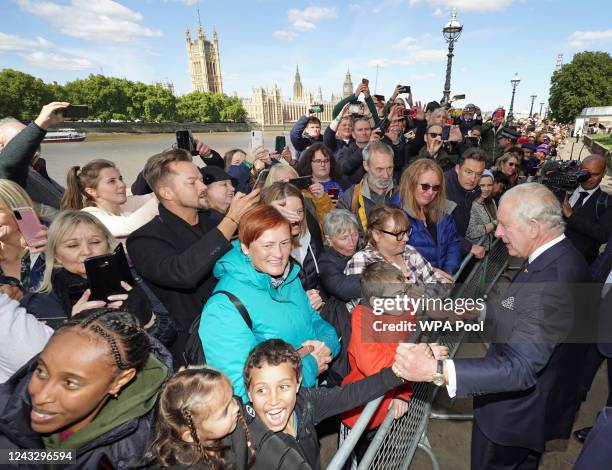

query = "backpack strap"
[
  {"left": 212, "top": 290, "right": 252, "bottom": 330},
  {"left": 350, "top": 181, "right": 361, "bottom": 213}
]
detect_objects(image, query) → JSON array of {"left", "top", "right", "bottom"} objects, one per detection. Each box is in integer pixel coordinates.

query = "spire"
[
  {"left": 293, "top": 64, "right": 304, "bottom": 102},
  {"left": 317, "top": 86, "right": 323, "bottom": 102},
  {"left": 185, "top": 25, "right": 191, "bottom": 41},
  {"left": 197, "top": 8, "right": 205, "bottom": 38},
  {"left": 343, "top": 67, "right": 353, "bottom": 98},
  {"left": 213, "top": 25, "right": 218, "bottom": 42}
]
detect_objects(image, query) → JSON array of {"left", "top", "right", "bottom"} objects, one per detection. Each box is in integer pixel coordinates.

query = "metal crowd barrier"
[{"left": 327, "top": 237, "right": 509, "bottom": 470}]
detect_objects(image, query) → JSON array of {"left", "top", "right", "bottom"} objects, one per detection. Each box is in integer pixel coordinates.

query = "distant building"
[
  {"left": 343, "top": 68, "right": 354, "bottom": 98},
  {"left": 242, "top": 65, "right": 348, "bottom": 125},
  {"left": 185, "top": 21, "right": 223, "bottom": 93}
]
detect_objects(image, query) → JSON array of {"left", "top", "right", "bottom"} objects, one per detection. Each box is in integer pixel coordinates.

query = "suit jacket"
[
  {"left": 453, "top": 238, "right": 593, "bottom": 452},
  {"left": 126, "top": 204, "right": 230, "bottom": 361},
  {"left": 574, "top": 406, "right": 612, "bottom": 470},
  {"left": 592, "top": 236, "right": 612, "bottom": 357},
  {"left": 565, "top": 187, "right": 612, "bottom": 264}
]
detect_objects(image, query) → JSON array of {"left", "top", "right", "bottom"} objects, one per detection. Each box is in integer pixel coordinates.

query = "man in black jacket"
[
  {"left": 562, "top": 154, "right": 611, "bottom": 265},
  {"left": 0, "top": 102, "right": 67, "bottom": 220},
  {"left": 445, "top": 148, "right": 487, "bottom": 259},
  {"left": 127, "top": 149, "right": 259, "bottom": 362}
]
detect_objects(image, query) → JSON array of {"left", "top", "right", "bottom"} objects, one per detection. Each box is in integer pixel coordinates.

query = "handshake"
[{"left": 392, "top": 342, "right": 448, "bottom": 384}]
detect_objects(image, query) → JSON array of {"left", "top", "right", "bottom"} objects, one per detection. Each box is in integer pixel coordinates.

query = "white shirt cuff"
[{"left": 445, "top": 359, "right": 457, "bottom": 398}]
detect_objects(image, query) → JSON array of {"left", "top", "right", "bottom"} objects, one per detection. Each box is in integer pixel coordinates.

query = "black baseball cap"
[{"left": 200, "top": 166, "right": 237, "bottom": 187}]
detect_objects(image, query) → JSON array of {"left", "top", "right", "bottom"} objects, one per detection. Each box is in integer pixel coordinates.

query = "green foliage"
[
  {"left": 591, "top": 133, "right": 612, "bottom": 150},
  {"left": 0, "top": 68, "right": 245, "bottom": 122},
  {"left": 549, "top": 51, "right": 612, "bottom": 124}
]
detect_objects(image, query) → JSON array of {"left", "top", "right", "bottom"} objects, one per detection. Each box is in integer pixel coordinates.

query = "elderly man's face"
[
  {"left": 0, "top": 122, "right": 26, "bottom": 150},
  {"left": 495, "top": 198, "right": 535, "bottom": 258}
]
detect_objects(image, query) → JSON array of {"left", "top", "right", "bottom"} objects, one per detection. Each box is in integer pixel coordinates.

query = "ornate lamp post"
[
  {"left": 529, "top": 94, "right": 537, "bottom": 117},
  {"left": 507, "top": 72, "right": 521, "bottom": 123},
  {"left": 441, "top": 8, "right": 463, "bottom": 105}
]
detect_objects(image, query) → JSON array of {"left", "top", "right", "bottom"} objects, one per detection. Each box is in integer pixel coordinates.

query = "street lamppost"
[
  {"left": 539, "top": 102, "right": 544, "bottom": 117},
  {"left": 507, "top": 72, "right": 520, "bottom": 124},
  {"left": 529, "top": 94, "right": 537, "bottom": 117},
  {"left": 441, "top": 8, "right": 462, "bottom": 105}
]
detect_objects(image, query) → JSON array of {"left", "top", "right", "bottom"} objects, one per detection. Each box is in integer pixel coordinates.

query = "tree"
[
  {"left": 0, "top": 69, "right": 55, "bottom": 120},
  {"left": 549, "top": 51, "right": 612, "bottom": 123},
  {"left": 221, "top": 96, "right": 247, "bottom": 122}
]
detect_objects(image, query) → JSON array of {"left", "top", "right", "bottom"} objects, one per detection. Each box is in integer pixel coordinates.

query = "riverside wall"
[{"left": 49, "top": 121, "right": 252, "bottom": 134}]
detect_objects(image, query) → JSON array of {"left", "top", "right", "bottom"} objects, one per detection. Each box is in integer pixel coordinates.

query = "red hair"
[{"left": 238, "top": 204, "right": 291, "bottom": 248}]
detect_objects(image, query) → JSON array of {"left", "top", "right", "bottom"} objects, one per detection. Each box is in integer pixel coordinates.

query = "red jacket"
[{"left": 341, "top": 305, "right": 413, "bottom": 429}]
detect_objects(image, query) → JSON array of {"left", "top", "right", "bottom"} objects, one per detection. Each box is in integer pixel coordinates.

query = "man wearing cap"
[
  {"left": 480, "top": 107, "right": 505, "bottom": 166},
  {"left": 493, "top": 127, "right": 521, "bottom": 164},
  {"left": 521, "top": 143, "right": 538, "bottom": 177},
  {"left": 456, "top": 103, "right": 482, "bottom": 136},
  {"left": 200, "top": 166, "right": 238, "bottom": 220}
]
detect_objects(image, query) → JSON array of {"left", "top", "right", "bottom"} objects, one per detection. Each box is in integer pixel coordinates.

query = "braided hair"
[
  {"left": 55, "top": 307, "right": 150, "bottom": 372},
  {"left": 151, "top": 367, "right": 255, "bottom": 469}
]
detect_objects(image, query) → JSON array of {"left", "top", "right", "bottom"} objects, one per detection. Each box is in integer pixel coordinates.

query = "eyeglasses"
[
  {"left": 461, "top": 167, "right": 485, "bottom": 178},
  {"left": 312, "top": 159, "right": 330, "bottom": 165},
  {"left": 419, "top": 183, "right": 441, "bottom": 192},
  {"left": 427, "top": 132, "right": 442, "bottom": 138},
  {"left": 506, "top": 162, "right": 517, "bottom": 167},
  {"left": 378, "top": 227, "right": 412, "bottom": 241}
]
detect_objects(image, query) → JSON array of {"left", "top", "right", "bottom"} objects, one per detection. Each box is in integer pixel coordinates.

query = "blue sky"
[{"left": 1, "top": 0, "right": 611, "bottom": 113}]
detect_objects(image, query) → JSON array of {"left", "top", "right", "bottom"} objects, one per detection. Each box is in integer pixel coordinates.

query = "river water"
[{"left": 41, "top": 131, "right": 288, "bottom": 187}]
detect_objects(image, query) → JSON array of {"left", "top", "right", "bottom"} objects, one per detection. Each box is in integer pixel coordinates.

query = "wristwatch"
[{"left": 432, "top": 360, "right": 445, "bottom": 386}]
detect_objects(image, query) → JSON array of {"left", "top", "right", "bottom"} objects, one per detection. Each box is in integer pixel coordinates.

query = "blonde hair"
[
  {"left": 427, "top": 108, "right": 449, "bottom": 127},
  {"left": 399, "top": 159, "right": 447, "bottom": 224},
  {"left": 0, "top": 179, "right": 38, "bottom": 259},
  {"left": 38, "top": 211, "right": 116, "bottom": 293},
  {"left": 263, "top": 164, "right": 298, "bottom": 188}
]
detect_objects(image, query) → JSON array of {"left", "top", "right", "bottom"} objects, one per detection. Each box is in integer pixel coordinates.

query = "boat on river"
[{"left": 43, "top": 128, "right": 86, "bottom": 143}]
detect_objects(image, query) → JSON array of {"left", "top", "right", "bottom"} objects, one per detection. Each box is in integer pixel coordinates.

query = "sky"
[{"left": 1, "top": 0, "right": 611, "bottom": 113}]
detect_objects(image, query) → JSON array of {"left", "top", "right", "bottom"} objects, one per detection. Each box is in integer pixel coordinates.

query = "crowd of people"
[{"left": 0, "top": 85, "right": 610, "bottom": 470}]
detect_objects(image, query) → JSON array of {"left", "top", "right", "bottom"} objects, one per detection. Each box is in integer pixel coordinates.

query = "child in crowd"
[
  {"left": 151, "top": 366, "right": 308, "bottom": 470},
  {"left": 341, "top": 261, "right": 447, "bottom": 462},
  {"left": 243, "top": 337, "right": 431, "bottom": 470}
]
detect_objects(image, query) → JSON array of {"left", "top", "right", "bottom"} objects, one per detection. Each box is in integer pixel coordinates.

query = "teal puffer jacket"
[{"left": 200, "top": 241, "right": 340, "bottom": 401}]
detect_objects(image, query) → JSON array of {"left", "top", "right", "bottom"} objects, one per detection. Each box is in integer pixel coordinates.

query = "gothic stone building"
[{"left": 185, "top": 23, "right": 223, "bottom": 94}]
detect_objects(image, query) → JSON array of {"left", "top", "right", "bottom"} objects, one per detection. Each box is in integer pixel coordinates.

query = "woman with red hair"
[{"left": 199, "top": 204, "right": 340, "bottom": 401}]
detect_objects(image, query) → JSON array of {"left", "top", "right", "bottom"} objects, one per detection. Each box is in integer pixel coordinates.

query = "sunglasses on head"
[{"left": 420, "top": 183, "right": 441, "bottom": 192}]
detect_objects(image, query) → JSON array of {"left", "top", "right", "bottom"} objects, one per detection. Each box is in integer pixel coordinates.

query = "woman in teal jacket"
[{"left": 200, "top": 204, "right": 340, "bottom": 401}]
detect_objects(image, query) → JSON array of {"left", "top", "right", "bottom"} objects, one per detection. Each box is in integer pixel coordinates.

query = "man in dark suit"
[
  {"left": 127, "top": 149, "right": 259, "bottom": 362},
  {"left": 563, "top": 154, "right": 611, "bottom": 265},
  {"left": 573, "top": 235, "right": 612, "bottom": 443},
  {"left": 394, "top": 183, "right": 592, "bottom": 469}
]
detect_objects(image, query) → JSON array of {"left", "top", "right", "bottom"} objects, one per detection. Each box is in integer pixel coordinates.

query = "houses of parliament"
[{"left": 186, "top": 22, "right": 354, "bottom": 125}]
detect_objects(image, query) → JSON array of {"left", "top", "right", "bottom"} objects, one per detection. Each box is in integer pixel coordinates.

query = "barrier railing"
[{"left": 328, "top": 237, "right": 509, "bottom": 470}]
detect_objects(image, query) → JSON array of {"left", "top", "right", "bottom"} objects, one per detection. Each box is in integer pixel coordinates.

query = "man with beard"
[
  {"left": 127, "top": 149, "right": 259, "bottom": 363},
  {"left": 337, "top": 141, "right": 397, "bottom": 237}
]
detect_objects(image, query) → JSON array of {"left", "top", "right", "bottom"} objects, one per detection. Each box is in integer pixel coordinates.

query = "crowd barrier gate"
[{"left": 327, "top": 236, "right": 510, "bottom": 470}]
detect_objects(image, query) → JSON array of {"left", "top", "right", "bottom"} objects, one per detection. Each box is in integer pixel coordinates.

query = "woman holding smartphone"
[
  {"left": 0, "top": 179, "right": 47, "bottom": 291},
  {"left": 61, "top": 159, "right": 158, "bottom": 244}
]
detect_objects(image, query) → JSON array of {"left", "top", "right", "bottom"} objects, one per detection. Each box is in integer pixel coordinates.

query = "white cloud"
[
  {"left": 273, "top": 30, "right": 297, "bottom": 41},
  {"left": 293, "top": 19, "right": 316, "bottom": 31},
  {"left": 0, "top": 32, "right": 54, "bottom": 51},
  {"left": 393, "top": 37, "right": 418, "bottom": 49},
  {"left": 23, "top": 51, "right": 94, "bottom": 70},
  {"left": 408, "top": 0, "right": 518, "bottom": 12},
  {"left": 568, "top": 29, "right": 612, "bottom": 48},
  {"left": 17, "top": 0, "right": 162, "bottom": 43},
  {"left": 349, "top": 4, "right": 362, "bottom": 11},
  {"left": 287, "top": 6, "right": 337, "bottom": 30}
]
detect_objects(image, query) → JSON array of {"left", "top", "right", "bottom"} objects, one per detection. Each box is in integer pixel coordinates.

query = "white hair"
[
  {"left": 323, "top": 209, "right": 360, "bottom": 239},
  {"left": 500, "top": 183, "right": 564, "bottom": 236},
  {"left": 363, "top": 141, "right": 393, "bottom": 163},
  {"left": 0, "top": 117, "right": 24, "bottom": 143}
]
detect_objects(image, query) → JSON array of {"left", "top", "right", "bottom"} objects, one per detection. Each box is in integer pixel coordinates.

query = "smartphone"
[
  {"left": 373, "top": 94, "right": 385, "bottom": 102},
  {"left": 250, "top": 130, "right": 264, "bottom": 150},
  {"left": 441, "top": 125, "right": 451, "bottom": 141},
  {"left": 308, "top": 104, "right": 324, "bottom": 113},
  {"left": 176, "top": 130, "right": 197, "bottom": 156},
  {"left": 274, "top": 135, "right": 286, "bottom": 154},
  {"left": 254, "top": 168, "right": 270, "bottom": 188},
  {"left": 378, "top": 117, "right": 390, "bottom": 135},
  {"left": 288, "top": 175, "right": 312, "bottom": 191},
  {"left": 398, "top": 85, "right": 411, "bottom": 94},
  {"left": 348, "top": 103, "right": 363, "bottom": 115},
  {"left": 84, "top": 244, "right": 134, "bottom": 302},
  {"left": 452, "top": 94, "right": 466, "bottom": 101},
  {"left": 62, "top": 105, "right": 89, "bottom": 119},
  {"left": 362, "top": 78, "right": 369, "bottom": 85},
  {"left": 12, "top": 207, "right": 43, "bottom": 247}
]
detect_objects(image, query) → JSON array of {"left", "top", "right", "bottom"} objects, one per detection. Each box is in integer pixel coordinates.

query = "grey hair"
[
  {"left": 323, "top": 209, "right": 360, "bottom": 240},
  {"left": 500, "top": 183, "right": 564, "bottom": 235},
  {"left": 0, "top": 117, "right": 23, "bottom": 142},
  {"left": 363, "top": 141, "right": 393, "bottom": 163}
]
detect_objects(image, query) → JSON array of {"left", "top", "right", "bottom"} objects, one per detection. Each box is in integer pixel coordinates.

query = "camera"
[
  {"left": 176, "top": 130, "right": 198, "bottom": 156},
  {"left": 539, "top": 160, "right": 590, "bottom": 192},
  {"left": 398, "top": 85, "right": 411, "bottom": 94},
  {"left": 348, "top": 103, "right": 364, "bottom": 116},
  {"left": 308, "top": 104, "right": 324, "bottom": 113}
]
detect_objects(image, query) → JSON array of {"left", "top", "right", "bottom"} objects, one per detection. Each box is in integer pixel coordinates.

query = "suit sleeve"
[
  {"left": 290, "top": 116, "right": 311, "bottom": 152},
  {"left": 454, "top": 288, "right": 572, "bottom": 397},
  {"left": 127, "top": 222, "right": 230, "bottom": 289},
  {"left": 200, "top": 296, "right": 258, "bottom": 401},
  {"left": 199, "top": 149, "right": 225, "bottom": 168},
  {"left": 566, "top": 202, "right": 611, "bottom": 245},
  {"left": 0, "top": 123, "right": 46, "bottom": 187}
]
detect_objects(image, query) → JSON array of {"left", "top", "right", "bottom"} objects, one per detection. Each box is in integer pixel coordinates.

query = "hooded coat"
[
  {"left": 0, "top": 337, "right": 172, "bottom": 469},
  {"left": 199, "top": 241, "right": 340, "bottom": 402}
]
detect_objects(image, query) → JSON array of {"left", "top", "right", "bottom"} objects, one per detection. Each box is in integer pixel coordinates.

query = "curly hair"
[{"left": 294, "top": 143, "right": 342, "bottom": 181}]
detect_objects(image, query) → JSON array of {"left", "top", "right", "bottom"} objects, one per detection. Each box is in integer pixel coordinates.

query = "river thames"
[{"left": 41, "top": 131, "right": 288, "bottom": 187}]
